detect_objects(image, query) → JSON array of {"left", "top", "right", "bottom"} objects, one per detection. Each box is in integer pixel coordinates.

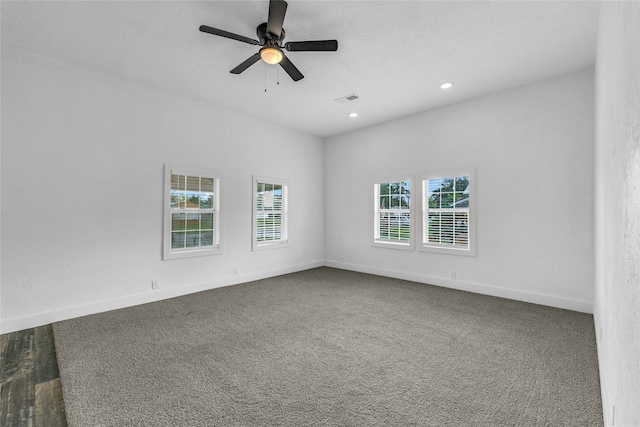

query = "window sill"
[
  {"left": 419, "top": 245, "right": 476, "bottom": 256},
  {"left": 163, "top": 246, "right": 223, "bottom": 260},
  {"left": 252, "top": 241, "right": 290, "bottom": 252},
  {"left": 372, "top": 240, "right": 414, "bottom": 251}
]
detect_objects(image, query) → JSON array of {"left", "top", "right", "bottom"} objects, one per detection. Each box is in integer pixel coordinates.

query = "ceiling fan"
[{"left": 199, "top": 0, "right": 338, "bottom": 82}]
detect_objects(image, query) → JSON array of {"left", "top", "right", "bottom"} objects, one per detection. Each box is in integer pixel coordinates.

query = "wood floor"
[{"left": 0, "top": 325, "right": 67, "bottom": 427}]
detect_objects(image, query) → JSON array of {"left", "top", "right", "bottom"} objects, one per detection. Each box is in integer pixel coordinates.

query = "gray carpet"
[{"left": 53, "top": 267, "right": 603, "bottom": 426}]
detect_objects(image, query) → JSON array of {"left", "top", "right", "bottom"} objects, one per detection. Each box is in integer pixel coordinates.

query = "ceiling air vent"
[{"left": 334, "top": 93, "right": 359, "bottom": 104}]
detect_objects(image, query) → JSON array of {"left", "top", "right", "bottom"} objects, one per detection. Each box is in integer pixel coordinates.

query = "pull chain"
[{"left": 263, "top": 63, "right": 281, "bottom": 92}]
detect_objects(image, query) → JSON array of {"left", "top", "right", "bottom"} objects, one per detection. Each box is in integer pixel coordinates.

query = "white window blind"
[
  {"left": 373, "top": 178, "right": 413, "bottom": 249},
  {"left": 163, "top": 165, "right": 222, "bottom": 260},
  {"left": 253, "top": 177, "right": 288, "bottom": 251},
  {"left": 422, "top": 174, "right": 473, "bottom": 253}
]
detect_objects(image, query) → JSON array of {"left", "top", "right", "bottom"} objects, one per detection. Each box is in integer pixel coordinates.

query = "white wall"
[
  {"left": 594, "top": 1, "right": 640, "bottom": 425},
  {"left": 0, "top": 47, "right": 325, "bottom": 333},
  {"left": 324, "top": 69, "right": 595, "bottom": 313}
]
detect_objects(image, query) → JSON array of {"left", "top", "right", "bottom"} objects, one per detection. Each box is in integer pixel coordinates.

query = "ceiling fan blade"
[
  {"left": 230, "top": 53, "right": 262, "bottom": 74},
  {"left": 279, "top": 54, "right": 304, "bottom": 81},
  {"left": 267, "top": 0, "right": 287, "bottom": 38},
  {"left": 199, "top": 25, "right": 260, "bottom": 46},
  {"left": 284, "top": 40, "right": 338, "bottom": 52}
]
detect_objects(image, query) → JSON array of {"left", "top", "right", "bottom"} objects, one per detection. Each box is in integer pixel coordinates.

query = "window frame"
[
  {"left": 163, "top": 164, "right": 223, "bottom": 260},
  {"left": 420, "top": 168, "right": 476, "bottom": 256},
  {"left": 372, "top": 174, "right": 415, "bottom": 250},
  {"left": 252, "top": 175, "right": 289, "bottom": 251}
]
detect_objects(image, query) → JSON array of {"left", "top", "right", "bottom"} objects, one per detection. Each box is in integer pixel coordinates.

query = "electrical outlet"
[
  {"left": 450, "top": 272, "right": 457, "bottom": 280},
  {"left": 151, "top": 280, "right": 159, "bottom": 290},
  {"left": 234, "top": 267, "right": 239, "bottom": 275}
]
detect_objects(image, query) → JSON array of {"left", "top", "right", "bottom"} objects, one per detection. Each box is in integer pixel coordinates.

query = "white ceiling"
[{"left": 2, "top": 1, "right": 599, "bottom": 138}]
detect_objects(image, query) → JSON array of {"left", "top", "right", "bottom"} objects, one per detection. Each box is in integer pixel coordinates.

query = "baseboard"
[
  {"left": 592, "top": 309, "right": 611, "bottom": 426},
  {"left": 324, "top": 260, "right": 594, "bottom": 314},
  {"left": 1, "top": 258, "right": 593, "bottom": 334},
  {"left": 0, "top": 260, "right": 324, "bottom": 334}
]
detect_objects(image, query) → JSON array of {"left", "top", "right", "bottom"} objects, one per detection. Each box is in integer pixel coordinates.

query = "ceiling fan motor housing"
[{"left": 257, "top": 22, "right": 285, "bottom": 46}]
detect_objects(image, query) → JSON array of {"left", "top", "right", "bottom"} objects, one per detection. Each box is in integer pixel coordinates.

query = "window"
[
  {"left": 373, "top": 176, "right": 414, "bottom": 249},
  {"left": 163, "top": 164, "right": 222, "bottom": 260},
  {"left": 253, "top": 176, "right": 288, "bottom": 251},
  {"left": 421, "top": 169, "right": 476, "bottom": 256}
]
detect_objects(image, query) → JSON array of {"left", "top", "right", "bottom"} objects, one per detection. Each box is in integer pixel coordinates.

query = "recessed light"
[
  {"left": 440, "top": 81, "right": 454, "bottom": 89},
  {"left": 348, "top": 112, "right": 358, "bottom": 118}
]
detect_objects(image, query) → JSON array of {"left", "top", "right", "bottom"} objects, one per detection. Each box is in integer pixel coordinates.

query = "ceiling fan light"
[{"left": 260, "top": 47, "right": 283, "bottom": 65}]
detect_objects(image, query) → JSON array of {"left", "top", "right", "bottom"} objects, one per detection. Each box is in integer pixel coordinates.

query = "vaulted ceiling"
[{"left": 1, "top": 1, "right": 599, "bottom": 138}]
